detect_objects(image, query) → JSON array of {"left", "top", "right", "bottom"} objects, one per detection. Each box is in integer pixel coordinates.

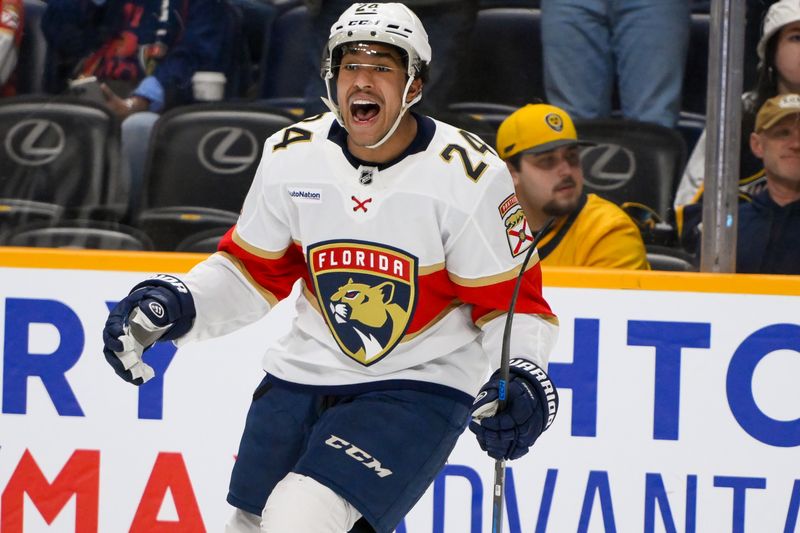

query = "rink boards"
[{"left": 0, "top": 247, "right": 798, "bottom": 533}]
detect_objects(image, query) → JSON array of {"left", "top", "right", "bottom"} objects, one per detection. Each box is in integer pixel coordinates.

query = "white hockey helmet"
[
  {"left": 323, "top": 2, "right": 431, "bottom": 80},
  {"left": 320, "top": 3, "right": 432, "bottom": 148}
]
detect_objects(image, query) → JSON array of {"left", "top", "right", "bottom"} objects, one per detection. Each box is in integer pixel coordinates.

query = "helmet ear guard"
[{"left": 320, "top": 3, "right": 431, "bottom": 148}]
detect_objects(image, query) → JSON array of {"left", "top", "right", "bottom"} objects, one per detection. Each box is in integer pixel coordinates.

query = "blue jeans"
[
  {"left": 541, "top": 0, "right": 690, "bottom": 128},
  {"left": 121, "top": 111, "right": 159, "bottom": 218}
]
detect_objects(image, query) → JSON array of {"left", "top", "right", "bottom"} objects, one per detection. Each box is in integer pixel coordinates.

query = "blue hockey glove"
[
  {"left": 102, "top": 275, "right": 196, "bottom": 385},
  {"left": 469, "top": 358, "right": 559, "bottom": 460}
]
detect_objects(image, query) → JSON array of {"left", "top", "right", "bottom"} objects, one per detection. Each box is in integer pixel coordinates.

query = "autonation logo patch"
[{"left": 288, "top": 188, "right": 323, "bottom": 203}]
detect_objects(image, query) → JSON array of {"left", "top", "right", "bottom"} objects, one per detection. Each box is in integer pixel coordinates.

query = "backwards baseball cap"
[
  {"left": 758, "top": 0, "right": 800, "bottom": 61},
  {"left": 755, "top": 93, "right": 800, "bottom": 132},
  {"left": 496, "top": 103, "right": 592, "bottom": 160}
]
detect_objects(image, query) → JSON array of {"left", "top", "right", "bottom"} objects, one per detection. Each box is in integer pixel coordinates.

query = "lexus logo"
[
  {"left": 580, "top": 144, "right": 636, "bottom": 191},
  {"left": 5, "top": 119, "right": 66, "bottom": 166},
  {"left": 197, "top": 127, "right": 259, "bottom": 174}
]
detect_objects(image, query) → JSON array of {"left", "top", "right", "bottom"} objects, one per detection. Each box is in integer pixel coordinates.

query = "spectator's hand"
[
  {"left": 101, "top": 83, "right": 150, "bottom": 120},
  {"left": 469, "top": 358, "right": 558, "bottom": 460}
]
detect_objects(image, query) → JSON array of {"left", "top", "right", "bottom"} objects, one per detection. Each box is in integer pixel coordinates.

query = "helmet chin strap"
[{"left": 321, "top": 75, "right": 421, "bottom": 150}]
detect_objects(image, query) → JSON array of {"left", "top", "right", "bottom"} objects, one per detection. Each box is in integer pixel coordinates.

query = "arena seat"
[
  {"left": 446, "top": 102, "right": 517, "bottom": 148},
  {"left": 17, "top": 0, "right": 48, "bottom": 94},
  {"left": 646, "top": 245, "right": 698, "bottom": 272},
  {"left": 448, "top": 102, "right": 517, "bottom": 129},
  {"left": 220, "top": 0, "right": 254, "bottom": 99},
  {"left": 136, "top": 102, "right": 295, "bottom": 250},
  {"left": 479, "top": 0, "right": 539, "bottom": 7},
  {"left": 175, "top": 227, "right": 228, "bottom": 253},
  {"left": 2, "top": 219, "right": 153, "bottom": 250},
  {"left": 228, "top": 0, "right": 277, "bottom": 86},
  {"left": 677, "top": 110, "right": 706, "bottom": 155},
  {"left": 258, "top": 4, "right": 312, "bottom": 100},
  {"left": 574, "top": 118, "right": 687, "bottom": 223},
  {"left": 0, "top": 96, "right": 124, "bottom": 232},
  {"left": 449, "top": 7, "right": 544, "bottom": 108},
  {"left": 683, "top": 12, "right": 710, "bottom": 115}
]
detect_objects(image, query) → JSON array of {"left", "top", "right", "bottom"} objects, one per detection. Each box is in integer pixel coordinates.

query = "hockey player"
[{"left": 102, "top": 3, "right": 560, "bottom": 532}]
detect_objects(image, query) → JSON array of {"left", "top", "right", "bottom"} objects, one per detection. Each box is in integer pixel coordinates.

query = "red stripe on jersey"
[
  {"left": 406, "top": 268, "right": 458, "bottom": 334},
  {"left": 218, "top": 228, "right": 310, "bottom": 301},
  {"left": 459, "top": 262, "right": 553, "bottom": 324}
]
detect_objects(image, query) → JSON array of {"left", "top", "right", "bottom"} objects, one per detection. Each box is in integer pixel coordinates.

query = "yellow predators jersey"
[{"left": 538, "top": 193, "right": 650, "bottom": 270}]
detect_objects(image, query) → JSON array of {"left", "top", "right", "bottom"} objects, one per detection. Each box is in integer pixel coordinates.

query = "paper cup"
[{"left": 192, "top": 71, "right": 227, "bottom": 102}]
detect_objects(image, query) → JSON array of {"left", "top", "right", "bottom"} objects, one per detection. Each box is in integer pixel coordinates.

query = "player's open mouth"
[{"left": 350, "top": 100, "right": 380, "bottom": 124}]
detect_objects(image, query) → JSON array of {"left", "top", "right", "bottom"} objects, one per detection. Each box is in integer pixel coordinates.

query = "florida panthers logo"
[
  {"left": 308, "top": 240, "right": 418, "bottom": 365},
  {"left": 498, "top": 193, "right": 533, "bottom": 257}
]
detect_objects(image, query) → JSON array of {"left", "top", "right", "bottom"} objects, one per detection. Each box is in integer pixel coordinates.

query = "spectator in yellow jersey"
[{"left": 496, "top": 103, "right": 650, "bottom": 269}]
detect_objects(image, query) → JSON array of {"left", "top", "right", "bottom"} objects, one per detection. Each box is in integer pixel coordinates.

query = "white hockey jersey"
[{"left": 179, "top": 113, "right": 558, "bottom": 403}]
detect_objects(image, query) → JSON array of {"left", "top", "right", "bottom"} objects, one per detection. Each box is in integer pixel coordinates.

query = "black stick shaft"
[{"left": 491, "top": 218, "right": 554, "bottom": 533}]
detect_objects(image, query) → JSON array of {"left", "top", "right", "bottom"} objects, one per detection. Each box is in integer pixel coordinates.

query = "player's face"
[
  {"left": 775, "top": 22, "right": 800, "bottom": 91},
  {"left": 751, "top": 114, "right": 800, "bottom": 197},
  {"left": 510, "top": 145, "right": 584, "bottom": 224},
  {"left": 335, "top": 43, "right": 417, "bottom": 150}
]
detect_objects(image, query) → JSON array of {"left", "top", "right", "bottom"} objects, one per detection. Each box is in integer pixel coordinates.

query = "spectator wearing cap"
[
  {"left": 497, "top": 103, "right": 650, "bottom": 269},
  {"left": 681, "top": 94, "right": 800, "bottom": 274},
  {"left": 676, "top": 0, "right": 800, "bottom": 209}
]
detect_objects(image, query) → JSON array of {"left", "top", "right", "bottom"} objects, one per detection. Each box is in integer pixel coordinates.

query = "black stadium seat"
[
  {"left": 175, "top": 227, "right": 228, "bottom": 253},
  {"left": 574, "top": 118, "right": 687, "bottom": 223},
  {"left": 0, "top": 96, "right": 124, "bottom": 233},
  {"left": 449, "top": 8, "right": 544, "bottom": 108},
  {"left": 683, "top": 12, "right": 710, "bottom": 115},
  {"left": 2, "top": 220, "right": 153, "bottom": 250},
  {"left": 677, "top": 110, "right": 706, "bottom": 155},
  {"left": 646, "top": 245, "right": 698, "bottom": 272},
  {"left": 258, "top": 4, "right": 312, "bottom": 100},
  {"left": 448, "top": 102, "right": 517, "bottom": 123},
  {"left": 447, "top": 102, "right": 517, "bottom": 149},
  {"left": 136, "top": 102, "right": 295, "bottom": 250}
]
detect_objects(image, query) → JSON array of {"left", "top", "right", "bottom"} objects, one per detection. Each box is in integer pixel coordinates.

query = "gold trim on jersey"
[
  {"left": 475, "top": 310, "right": 559, "bottom": 329},
  {"left": 232, "top": 228, "right": 291, "bottom": 259},
  {"left": 475, "top": 309, "right": 504, "bottom": 328},
  {"left": 402, "top": 300, "right": 462, "bottom": 342},
  {"left": 419, "top": 262, "right": 445, "bottom": 276},
  {"left": 303, "top": 285, "right": 321, "bottom": 313},
  {"left": 217, "top": 251, "right": 279, "bottom": 307},
  {"left": 449, "top": 251, "right": 540, "bottom": 288}
]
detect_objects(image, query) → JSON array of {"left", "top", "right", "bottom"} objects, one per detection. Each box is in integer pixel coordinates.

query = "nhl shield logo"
[
  {"left": 498, "top": 193, "right": 533, "bottom": 257},
  {"left": 308, "top": 240, "right": 418, "bottom": 366}
]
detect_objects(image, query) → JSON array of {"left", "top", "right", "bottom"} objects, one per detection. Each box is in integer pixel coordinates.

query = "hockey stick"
[{"left": 491, "top": 217, "right": 554, "bottom": 533}]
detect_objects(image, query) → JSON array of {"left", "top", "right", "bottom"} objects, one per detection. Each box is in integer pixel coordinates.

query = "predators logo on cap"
[
  {"left": 308, "top": 240, "right": 418, "bottom": 366},
  {"left": 545, "top": 112, "right": 564, "bottom": 132}
]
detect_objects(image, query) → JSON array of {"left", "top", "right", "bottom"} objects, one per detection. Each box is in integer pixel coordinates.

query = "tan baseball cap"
[
  {"left": 496, "top": 103, "right": 592, "bottom": 160},
  {"left": 755, "top": 93, "right": 800, "bottom": 132}
]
